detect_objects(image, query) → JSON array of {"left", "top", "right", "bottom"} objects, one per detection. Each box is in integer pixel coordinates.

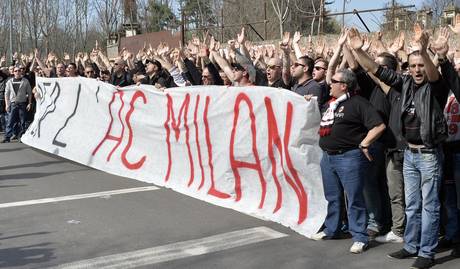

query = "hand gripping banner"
[{"left": 22, "top": 77, "right": 327, "bottom": 237}]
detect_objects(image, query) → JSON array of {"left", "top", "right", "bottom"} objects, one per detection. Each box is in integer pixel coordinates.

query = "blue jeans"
[
  {"left": 5, "top": 102, "right": 27, "bottom": 140},
  {"left": 403, "top": 148, "right": 443, "bottom": 259},
  {"left": 320, "top": 149, "right": 369, "bottom": 244}
]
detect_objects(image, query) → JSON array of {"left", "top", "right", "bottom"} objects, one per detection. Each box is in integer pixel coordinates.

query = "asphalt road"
[{"left": 0, "top": 142, "right": 458, "bottom": 269}]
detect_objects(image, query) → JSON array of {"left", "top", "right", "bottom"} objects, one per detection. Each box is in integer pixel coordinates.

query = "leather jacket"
[{"left": 375, "top": 66, "right": 448, "bottom": 148}]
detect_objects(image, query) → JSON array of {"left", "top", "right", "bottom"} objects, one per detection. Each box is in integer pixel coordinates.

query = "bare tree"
[
  {"left": 39, "top": 0, "right": 60, "bottom": 55},
  {"left": 270, "top": 0, "right": 290, "bottom": 38},
  {"left": 93, "top": 0, "right": 123, "bottom": 40}
]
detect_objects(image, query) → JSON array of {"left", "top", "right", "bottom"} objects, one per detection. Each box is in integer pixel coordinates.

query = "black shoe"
[
  {"left": 367, "top": 229, "right": 379, "bottom": 240},
  {"left": 410, "top": 256, "right": 434, "bottom": 269},
  {"left": 437, "top": 237, "right": 453, "bottom": 249},
  {"left": 1, "top": 138, "right": 10, "bottom": 143},
  {"left": 387, "top": 248, "right": 417, "bottom": 259},
  {"left": 452, "top": 245, "right": 460, "bottom": 257}
]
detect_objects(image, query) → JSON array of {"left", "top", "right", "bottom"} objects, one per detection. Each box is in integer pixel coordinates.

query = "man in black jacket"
[
  {"left": 0, "top": 68, "right": 9, "bottom": 132},
  {"left": 350, "top": 27, "right": 448, "bottom": 269},
  {"left": 110, "top": 59, "right": 134, "bottom": 87}
]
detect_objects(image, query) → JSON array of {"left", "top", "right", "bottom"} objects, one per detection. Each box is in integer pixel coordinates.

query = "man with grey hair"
[{"left": 311, "top": 68, "right": 386, "bottom": 254}]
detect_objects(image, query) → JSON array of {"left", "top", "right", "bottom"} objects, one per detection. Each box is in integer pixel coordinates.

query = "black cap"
[{"left": 146, "top": 59, "right": 162, "bottom": 70}]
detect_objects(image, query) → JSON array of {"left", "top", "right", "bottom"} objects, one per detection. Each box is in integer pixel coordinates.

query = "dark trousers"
[{"left": 5, "top": 102, "right": 27, "bottom": 140}]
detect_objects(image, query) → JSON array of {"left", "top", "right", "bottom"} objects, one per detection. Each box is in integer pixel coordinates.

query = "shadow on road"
[
  {"left": 0, "top": 168, "right": 91, "bottom": 181},
  {"left": 0, "top": 160, "right": 65, "bottom": 171},
  {"left": 0, "top": 242, "right": 56, "bottom": 268},
  {"left": 0, "top": 147, "right": 27, "bottom": 153},
  {"left": 0, "top": 184, "right": 27, "bottom": 188},
  {"left": 0, "top": 232, "right": 52, "bottom": 241}
]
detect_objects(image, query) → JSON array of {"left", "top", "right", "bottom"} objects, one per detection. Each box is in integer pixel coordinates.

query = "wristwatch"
[{"left": 359, "top": 144, "right": 368, "bottom": 149}]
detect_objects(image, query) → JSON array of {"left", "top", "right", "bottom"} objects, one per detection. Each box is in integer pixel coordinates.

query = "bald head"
[{"left": 266, "top": 58, "right": 283, "bottom": 84}]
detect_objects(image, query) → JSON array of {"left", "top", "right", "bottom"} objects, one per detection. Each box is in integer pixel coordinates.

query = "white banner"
[{"left": 22, "top": 77, "right": 326, "bottom": 237}]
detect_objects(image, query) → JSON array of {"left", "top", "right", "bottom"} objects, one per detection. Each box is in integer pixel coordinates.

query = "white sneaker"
[
  {"left": 375, "top": 231, "right": 403, "bottom": 243},
  {"left": 311, "top": 231, "right": 327, "bottom": 241},
  {"left": 350, "top": 241, "right": 368, "bottom": 254}
]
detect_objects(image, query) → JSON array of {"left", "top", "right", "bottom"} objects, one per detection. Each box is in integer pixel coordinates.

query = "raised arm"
[
  {"left": 347, "top": 28, "right": 379, "bottom": 74},
  {"left": 237, "top": 27, "right": 250, "bottom": 59},
  {"left": 292, "top": 31, "right": 303, "bottom": 59},
  {"left": 415, "top": 25, "right": 439, "bottom": 82},
  {"left": 326, "top": 28, "right": 348, "bottom": 85},
  {"left": 279, "top": 32, "right": 291, "bottom": 86},
  {"left": 210, "top": 50, "right": 235, "bottom": 82},
  {"left": 437, "top": 26, "right": 460, "bottom": 99}
]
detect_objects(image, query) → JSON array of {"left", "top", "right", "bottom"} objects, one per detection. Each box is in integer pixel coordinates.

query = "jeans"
[
  {"left": 403, "top": 148, "right": 443, "bottom": 259},
  {"left": 363, "top": 142, "right": 385, "bottom": 232},
  {"left": 386, "top": 151, "right": 406, "bottom": 236},
  {"left": 5, "top": 102, "right": 27, "bottom": 140},
  {"left": 320, "top": 149, "right": 369, "bottom": 244}
]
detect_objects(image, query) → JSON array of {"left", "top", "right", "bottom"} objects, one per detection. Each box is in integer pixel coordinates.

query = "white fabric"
[
  {"left": 319, "top": 92, "right": 349, "bottom": 129},
  {"left": 22, "top": 77, "right": 327, "bottom": 238}
]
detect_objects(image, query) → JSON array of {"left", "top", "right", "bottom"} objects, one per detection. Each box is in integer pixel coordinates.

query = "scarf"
[{"left": 318, "top": 92, "right": 350, "bottom": 137}]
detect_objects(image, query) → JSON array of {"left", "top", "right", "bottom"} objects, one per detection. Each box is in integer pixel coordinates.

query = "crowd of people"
[{"left": 1, "top": 18, "right": 460, "bottom": 269}]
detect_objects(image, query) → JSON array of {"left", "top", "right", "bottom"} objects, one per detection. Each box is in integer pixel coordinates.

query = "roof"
[{"left": 119, "top": 31, "right": 182, "bottom": 54}]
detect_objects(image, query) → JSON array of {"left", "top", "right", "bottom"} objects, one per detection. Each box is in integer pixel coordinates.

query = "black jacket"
[
  {"left": 375, "top": 66, "right": 449, "bottom": 148},
  {"left": 110, "top": 71, "right": 134, "bottom": 87}
]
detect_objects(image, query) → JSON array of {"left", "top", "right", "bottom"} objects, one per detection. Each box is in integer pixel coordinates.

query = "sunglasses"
[
  {"left": 86, "top": 71, "right": 94, "bottom": 74},
  {"left": 314, "top": 66, "right": 326, "bottom": 71},
  {"left": 331, "top": 78, "right": 345, "bottom": 84},
  {"left": 293, "top": 62, "right": 305, "bottom": 67},
  {"left": 266, "top": 65, "right": 281, "bottom": 70}
]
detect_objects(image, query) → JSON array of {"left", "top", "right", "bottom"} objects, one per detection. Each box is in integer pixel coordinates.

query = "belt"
[
  {"left": 407, "top": 147, "right": 437, "bottom": 154},
  {"left": 324, "top": 148, "right": 355, "bottom": 155}
]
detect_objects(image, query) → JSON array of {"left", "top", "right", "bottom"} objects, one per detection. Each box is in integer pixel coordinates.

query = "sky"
[{"left": 327, "top": 0, "right": 424, "bottom": 32}]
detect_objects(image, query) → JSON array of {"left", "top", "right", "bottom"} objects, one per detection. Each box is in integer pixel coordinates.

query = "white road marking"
[
  {"left": 50, "top": 226, "right": 288, "bottom": 269},
  {"left": 0, "top": 186, "right": 159, "bottom": 209}
]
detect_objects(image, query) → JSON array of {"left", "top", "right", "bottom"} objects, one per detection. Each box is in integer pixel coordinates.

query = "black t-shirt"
[
  {"left": 12, "top": 78, "right": 22, "bottom": 95},
  {"left": 269, "top": 78, "right": 290, "bottom": 89},
  {"left": 402, "top": 96, "right": 423, "bottom": 145},
  {"left": 319, "top": 95, "right": 384, "bottom": 151}
]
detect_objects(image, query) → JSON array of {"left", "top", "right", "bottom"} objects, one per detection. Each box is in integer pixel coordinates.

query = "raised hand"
[
  {"left": 293, "top": 31, "right": 301, "bottom": 44},
  {"left": 362, "top": 34, "right": 372, "bottom": 52},
  {"left": 389, "top": 32, "right": 405, "bottom": 54},
  {"left": 338, "top": 28, "right": 348, "bottom": 46},
  {"left": 413, "top": 23, "right": 424, "bottom": 44},
  {"left": 315, "top": 37, "right": 325, "bottom": 57},
  {"left": 237, "top": 27, "right": 246, "bottom": 45},
  {"left": 279, "top": 32, "right": 291, "bottom": 52},
  {"left": 64, "top": 53, "right": 70, "bottom": 61},
  {"left": 347, "top": 28, "right": 364, "bottom": 50},
  {"left": 432, "top": 27, "right": 450, "bottom": 57},
  {"left": 227, "top": 39, "right": 236, "bottom": 51},
  {"left": 449, "top": 14, "right": 460, "bottom": 34}
]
